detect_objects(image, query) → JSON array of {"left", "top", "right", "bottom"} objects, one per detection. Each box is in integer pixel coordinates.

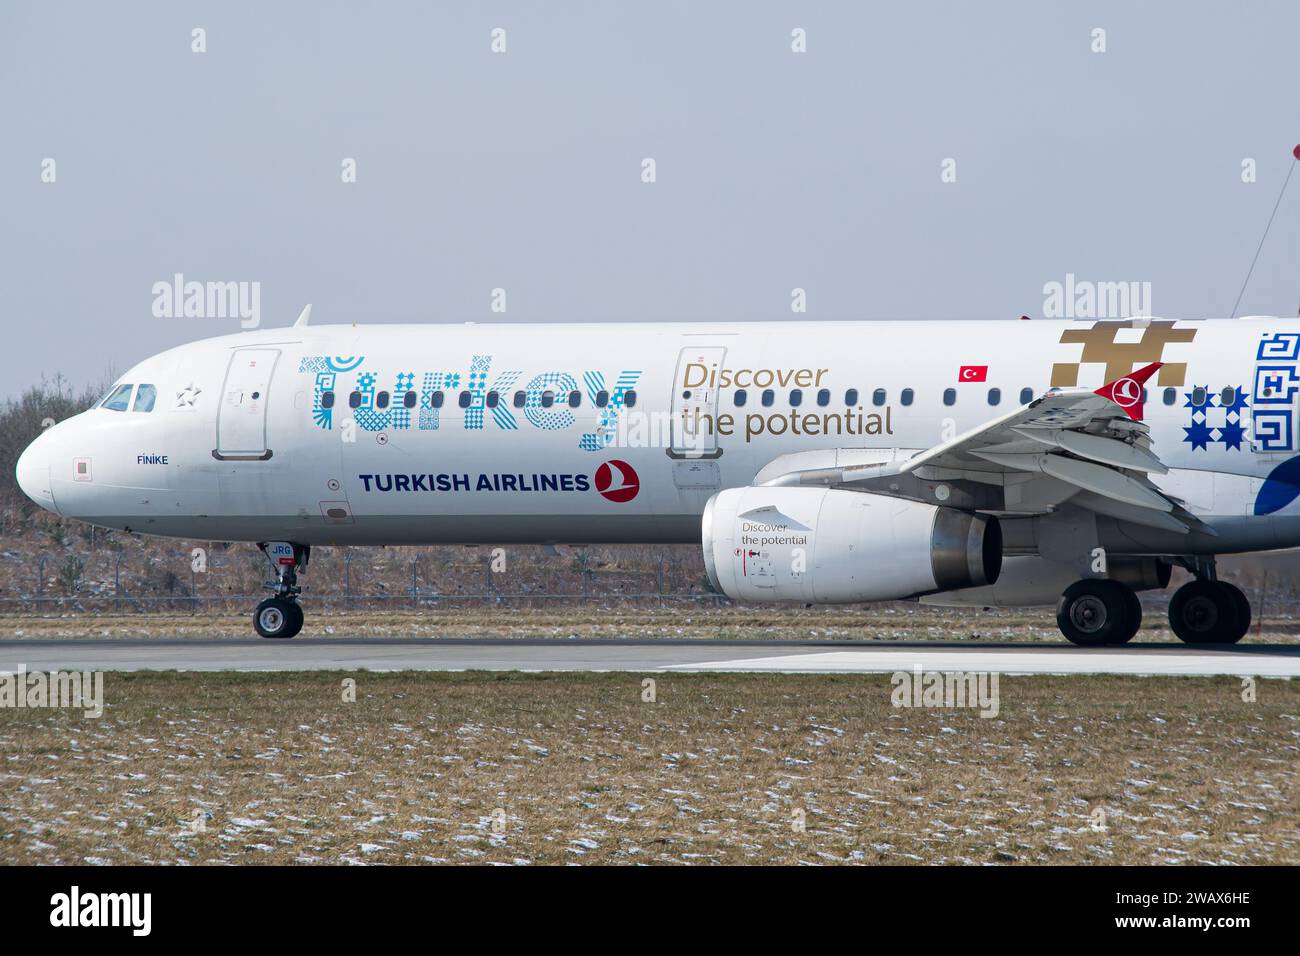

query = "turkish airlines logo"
[
  {"left": 1110, "top": 376, "right": 1142, "bottom": 407},
  {"left": 595, "top": 459, "right": 639, "bottom": 503},
  {"left": 1092, "top": 361, "right": 1161, "bottom": 422},
  {"left": 958, "top": 365, "right": 988, "bottom": 382}
]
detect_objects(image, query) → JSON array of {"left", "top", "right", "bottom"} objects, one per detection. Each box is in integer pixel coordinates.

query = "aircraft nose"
[{"left": 16, "top": 433, "right": 59, "bottom": 514}]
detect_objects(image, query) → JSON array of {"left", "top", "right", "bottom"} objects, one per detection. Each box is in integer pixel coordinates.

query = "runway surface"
[{"left": 1, "top": 638, "right": 1297, "bottom": 676}]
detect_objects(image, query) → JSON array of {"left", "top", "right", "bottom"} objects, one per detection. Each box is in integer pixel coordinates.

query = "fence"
[
  {"left": 0, "top": 543, "right": 727, "bottom": 613},
  {"left": 2, "top": 518, "right": 1298, "bottom": 618}
]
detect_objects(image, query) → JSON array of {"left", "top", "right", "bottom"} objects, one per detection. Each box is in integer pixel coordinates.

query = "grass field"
[
  {"left": 1, "top": 671, "right": 1295, "bottom": 865},
  {"left": 3, "top": 603, "right": 1299, "bottom": 642}
]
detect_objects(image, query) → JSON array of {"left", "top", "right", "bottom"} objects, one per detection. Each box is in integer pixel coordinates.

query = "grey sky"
[{"left": 2, "top": 1, "right": 1299, "bottom": 397}]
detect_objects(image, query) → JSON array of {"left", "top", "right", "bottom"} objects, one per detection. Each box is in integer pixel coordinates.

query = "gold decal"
[{"left": 1052, "top": 320, "right": 1196, "bottom": 387}]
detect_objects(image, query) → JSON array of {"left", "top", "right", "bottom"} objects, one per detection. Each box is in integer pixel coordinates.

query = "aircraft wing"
[{"left": 759, "top": 361, "right": 1209, "bottom": 535}]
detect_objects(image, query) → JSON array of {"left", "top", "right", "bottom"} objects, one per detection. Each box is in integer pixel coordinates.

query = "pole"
[{"left": 1257, "top": 571, "right": 1266, "bottom": 638}]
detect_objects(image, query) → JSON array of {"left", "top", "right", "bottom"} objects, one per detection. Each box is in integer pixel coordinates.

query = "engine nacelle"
[{"left": 702, "top": 487, "right": 1002, "bottom": 603}]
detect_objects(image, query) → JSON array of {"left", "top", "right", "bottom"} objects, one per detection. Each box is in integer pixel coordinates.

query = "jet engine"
[{"left": 702, "top": 487, "right": 1002, "bottom": 603}]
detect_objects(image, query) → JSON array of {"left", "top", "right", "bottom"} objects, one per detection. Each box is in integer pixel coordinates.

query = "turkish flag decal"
[{"left": 958, "top": 365, "right": 988, "bottom": 382}]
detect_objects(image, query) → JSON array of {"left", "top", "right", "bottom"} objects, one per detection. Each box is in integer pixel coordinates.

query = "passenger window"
[
  {"left": 988, "top": 387, "right": 1001, "bottom": 406},
  {"left": 540, "top": 390, "right": 555, "bottom": 408},
  {"left": 761, "top": 389, "right": 775, "bottom": 407},
  {"left": 348, "top": 391, "right": 362, "bottom": 409},
  {"left": 1192, "top": 386, "right": 1207, "bottom": 406},
  {"left": 432, "top": 391, "right": 445, "bottom": 409},
  {"left": 844, "top": 388, "right": 859, "bottom": 406},
  {"left": 900, "top": 388, "right": 914, "bottom": 406},
  {"left": 872, "top": 388, "right": 886, "bottom": 407},
  {"left": 816, "top": 388, "right": 830, "bottom": 407},
  {"left": 458, "top": 391, "right": 472, "bottom": 408},
  {"left": 403, "top": 391, "right": 417, "bottom": 408},
  {"left": 568, "top": 390, "right": 581, "bottom": 408},
  {"left": 1221, "top": 386, "right": 1237, "bottom": 405},
  {"left": 133, "top": 384, "right": 157, "bottom": 412},
  {"left": 513, "top": 390, "right": 526, "bottom": 408},
  {"left": 734, "top": 389, "right": 748, "bottom": 407},
  {"left": 321, "top": 391, "right": 336, "bottom": 410},
  {"left": 1163, "top": 387, "right": 1176, "bottom": 406},
  {"left": 624, "top": 389, "right": 638, "bottom": 408},
  {"left": 1020, "top": 387, "right": 1033, "bottom": 404},
  {"left": 943, "top": 388, "right": 956, "bottom": 406},
  {"left": 789, "top": 389, "right": 803, "bottom": 407},
  {"left": 376, "top": 391, "right": 390, "bottom": 409},
  {"left": 101, "top": 384, "right": 133, "bottom": 411},
  {"left": 595, "top": 390, "right": 609, "bottom": 408},
  {"left": 486, "top": 391, "right": 499, "bottom": 409}
]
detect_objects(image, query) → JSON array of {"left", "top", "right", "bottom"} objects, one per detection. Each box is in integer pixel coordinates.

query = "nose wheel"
[
  {"left": 254, "top": 542, "right": 309, "bottom": 639},
  {"left": 254, "top": 597, "right": 304, "bottom": 639}
]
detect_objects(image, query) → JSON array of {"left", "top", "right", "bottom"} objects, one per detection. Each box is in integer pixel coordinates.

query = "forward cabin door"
[{"left": 215, "top": 348, "right": 280, "bottom": 460}]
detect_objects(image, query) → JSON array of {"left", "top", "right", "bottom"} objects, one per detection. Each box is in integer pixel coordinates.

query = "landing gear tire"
[
  {"left": 285, "top": 600, "right": 305, "bottom": 637},
  {"left": 1056, "top": 580, "right": 1138, "bottom": 646},
  {"left": 1220, "top": 582, "right": 1251, "bottom": 643},
  {"left": 1119, "top": 587, "right": 1143, "bottom": 644},
  {"left": 254, "top": 597, "right": 303, "bottom": 639},
  {"left": 1169, "top": 580, "right": 1249, "bottom": 644}
]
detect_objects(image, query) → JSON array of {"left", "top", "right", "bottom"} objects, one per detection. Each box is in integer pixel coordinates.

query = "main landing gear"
[
  {"left": 1056, "top": 561, "right": 1251, "bottom": 646},
  {"left": 253, "top": 542, "right": 309, "bottom": 639},
  {"left": 1167, "top": 579, "right": 1250, "bottom": 644},
  {"left": 1056, "top": 580, "right": 1143, "bottom": 647}
]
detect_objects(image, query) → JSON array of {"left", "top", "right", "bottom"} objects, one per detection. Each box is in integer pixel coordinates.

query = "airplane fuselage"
[{"left": 18, "top": 318, "right": 1300, "bottom": 557}]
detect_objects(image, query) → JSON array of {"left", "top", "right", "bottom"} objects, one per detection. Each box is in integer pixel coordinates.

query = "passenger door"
[
  {"left": 669, "top": 345, "right": 726, "bottom": 459},
  {"left": 215, "top": 348, "right": 280, "bottom": 460}
]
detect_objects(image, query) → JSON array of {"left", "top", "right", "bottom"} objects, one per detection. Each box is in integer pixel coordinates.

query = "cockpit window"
[
  {"left": 101, "top": 384, "right": 134, "bottom": 411},
  {"left": 133, "top": 384, "right": 157, "bottom": 412}
]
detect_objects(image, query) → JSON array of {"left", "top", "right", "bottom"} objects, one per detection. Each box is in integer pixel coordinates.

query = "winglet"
[
  {"left": 1094, "top": 361, "right": 1162, "bottom": 421},
  {"left": 293, "top": 304, "right": 312, "bottom": 328}
]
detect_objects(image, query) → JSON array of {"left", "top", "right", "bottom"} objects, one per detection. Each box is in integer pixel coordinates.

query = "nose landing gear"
[{"left": 254, "top": 542, "right": 309, "bottom": 639}]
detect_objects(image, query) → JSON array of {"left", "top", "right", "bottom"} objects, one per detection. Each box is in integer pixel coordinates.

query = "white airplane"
[{"left": 16, "top": 312, "right": 1300, "bottom": 644}]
